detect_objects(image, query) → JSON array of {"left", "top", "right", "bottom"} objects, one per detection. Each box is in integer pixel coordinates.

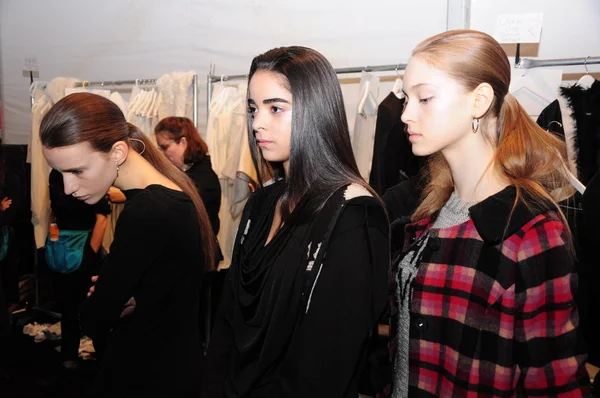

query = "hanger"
[
  {"left": 391, "top": 64, "right": 404, "bottom": 99},
  {"left": 576, "top": 56, "right": 595, "bottom": 89},
  {"left": 566, "top": 169, "right": 586, "bottom": 194}
]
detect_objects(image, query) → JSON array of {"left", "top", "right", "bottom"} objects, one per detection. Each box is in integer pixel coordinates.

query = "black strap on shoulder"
[{"left": 300, "top": 185, "right": 349, "bottom": 314}]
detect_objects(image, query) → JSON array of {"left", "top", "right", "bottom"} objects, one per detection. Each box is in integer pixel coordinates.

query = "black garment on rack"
[
  {"left": 537, "top": 80, "right": 600, "bottom": 184},
  {"left": 368, "top": 93, "right": 426, "bottom": 195},
  {"left": 582, "top": 171, "right": 600, "bottom": 366},
  {"left": 537, "top": 86, "right": 600, "bottom": 367}
]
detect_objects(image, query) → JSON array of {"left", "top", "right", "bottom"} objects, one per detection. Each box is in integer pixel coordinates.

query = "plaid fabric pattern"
[{"left": 382, "top": 198, "right": 591, "bottom": 397}]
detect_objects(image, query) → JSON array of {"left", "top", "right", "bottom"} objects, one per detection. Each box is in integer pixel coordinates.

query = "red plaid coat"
[{"left": 383, "top": 187, "right": 591, "bottom": 397}]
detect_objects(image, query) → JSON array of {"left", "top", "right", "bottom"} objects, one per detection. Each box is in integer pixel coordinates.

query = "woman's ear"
[
  {"left": 180, "top": 137, "right": 188, "bottom": 149},
  {"left": 471, "top": 82, "right": 494, "bottom": 119},
  {"left": 110, "top": 140, "right": 129, "bottom": 167}
]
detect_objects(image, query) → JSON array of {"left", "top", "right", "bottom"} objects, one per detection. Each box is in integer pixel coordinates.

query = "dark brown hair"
[
  {"left": 40, "top": 93, "right": 216, "bottom": 269},
  {"left": 154, "top": 117, "right": 208, "bottom": 164},
  {"left": 248, "top": 46, "right": 379, "bottom": 223}
]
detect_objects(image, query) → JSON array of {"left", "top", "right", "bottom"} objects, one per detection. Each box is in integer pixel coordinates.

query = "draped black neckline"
[{"left": 227, "top": 181, "right": 310, "bottom": 396}]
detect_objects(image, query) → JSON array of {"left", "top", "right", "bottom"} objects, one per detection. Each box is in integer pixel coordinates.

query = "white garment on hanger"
[
  {"left": 110, "top": 92, "right": 129, "bottom": 117},
  {"left": 206, "top": 82, "right": 256, "bottom": 270},
  {"left": 352, "top": 72, "right": 380, "bottom": 182},
  {"left": 510, "top": 68, "right": 562, "bottom": 120},
  {"left": 45, "top": 77, "right": 80, "bottom": 104},
  {"left": 156, "top": 71, "right": 195, "bottom": 121}
]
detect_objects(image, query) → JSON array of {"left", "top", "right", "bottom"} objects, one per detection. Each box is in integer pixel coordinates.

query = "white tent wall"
[
  {"left": 0, "top": 0, "right": 448, "bottom": 145},
  {"left": 1, "top": 0, "right": 599, "bottom": 145}
]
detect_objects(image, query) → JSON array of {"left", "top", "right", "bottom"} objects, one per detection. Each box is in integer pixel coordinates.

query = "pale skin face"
[
  {"left": 156, "top": 132, "right": 187, "bottom": 170},
  {"left": 401, "top": 55, "right": 475, "bottom": 158},
  {"left": 401, "top": 54, "right": 502, "bottom": 202},
  {"left": 42, "top": 141, "right": 119, "bottom": 205},
  {"left": 248, "top": 70, "right": 293, "bottom": 176}
]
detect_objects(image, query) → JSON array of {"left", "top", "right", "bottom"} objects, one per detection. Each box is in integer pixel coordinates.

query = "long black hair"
[{"left": 247, "top": 46, "right": 377, "bottom": 222}]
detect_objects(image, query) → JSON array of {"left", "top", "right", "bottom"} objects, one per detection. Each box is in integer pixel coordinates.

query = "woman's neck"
[
  {"left": 114, "top": 152, "right": 181, "bottom": 192},
  {"left": 443, "top": 129, "right": 508, "bottom": 203}
]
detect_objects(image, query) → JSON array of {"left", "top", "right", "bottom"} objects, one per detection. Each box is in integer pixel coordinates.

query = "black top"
[
  {"left": 83, "top": 185, "right": 205, "bottom": 397},
  {"left": 202, "top": 181, "right": 389, "bottom": 398},
  {"left": 186, "top": 156, "right": 221, "bottom": 235},
  {"left": 49, "top": 169, "right": 110, "bottom": 230}
]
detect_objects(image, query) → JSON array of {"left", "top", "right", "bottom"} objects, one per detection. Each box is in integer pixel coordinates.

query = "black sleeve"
[
  {"left": 200, "top": 272, "right": 235, "bottom": 397},
  {"left": 278, "top": 201, "right": 390, "bottom": 398},
  {"left": 82, "top": 200, "right": 168, "bottom": 340},
  {"left": 0, "top": 172, "right": 21, "bottom": 226}
]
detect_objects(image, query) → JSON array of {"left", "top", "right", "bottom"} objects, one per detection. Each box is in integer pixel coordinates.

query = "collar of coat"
[{"left": 408, "top": 186, "right": 558, "bottom": 245}]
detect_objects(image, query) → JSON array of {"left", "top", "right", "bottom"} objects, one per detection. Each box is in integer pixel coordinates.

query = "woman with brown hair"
[
  {"left": 155, "top": 117, "right": 221, "bottom": 246},
  {"left": 40, "top": 93, "right": 216, "bottom": 397},
  {"left": 386, "top": 30, "right": 590, "bottom": 397}
]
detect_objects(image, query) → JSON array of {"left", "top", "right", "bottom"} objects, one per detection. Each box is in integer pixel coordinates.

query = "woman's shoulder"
[
  {"left": 335, "top": 184, "right": 387, "bottom": 233},
  {"left": 122, "top": 185, "right": 194, "bottom": 220}
]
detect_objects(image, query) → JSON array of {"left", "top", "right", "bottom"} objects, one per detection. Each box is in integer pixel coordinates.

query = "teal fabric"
[
  {"left": 45, "top": 229, "right": 91, "bottom": 274},
  {"left": 0, "top": 225, "right": 10, "bottom": 261}
]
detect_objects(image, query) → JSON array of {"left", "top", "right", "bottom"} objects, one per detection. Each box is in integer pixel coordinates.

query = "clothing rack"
[
  {"left": 73, "top": 74, "right": 200, "bottom": 127},
  {"left": 206, "top": 63, "right": 407, "bottom": 117},
  {"left": 516, "top": 56, "right": 600, "bottom": 69}
]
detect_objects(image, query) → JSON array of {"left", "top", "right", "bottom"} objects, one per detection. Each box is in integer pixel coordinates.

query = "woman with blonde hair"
[{"left": 386, "top": 30, "right": 590, "bottom": 397}]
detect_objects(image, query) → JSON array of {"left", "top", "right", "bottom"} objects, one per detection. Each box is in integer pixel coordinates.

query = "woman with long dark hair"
[
  {"left": 40, "top": 93, "right": 216, "bottom": 397},
  {"left": 202, "top": 46, "right": 390, "bottom": 397}
]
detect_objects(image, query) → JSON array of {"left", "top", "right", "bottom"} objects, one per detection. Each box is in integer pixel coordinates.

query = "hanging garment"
[
  {"left": 537, "top": 79, "right": 600, "bottom": 184},
  {"left": 509, "top": 68, "right": 562, "bottom": 120},
  {"left": 536, "top": 93, "right": 579, "bottom": 176},
  {"left": 156, "top": 71, "right": 195, "bottom": 121},
  {"left": 206, "top": 82, "right": 256, "bottom": 269},
  {"left": 368, "top": 93, "right": 426, "bottom": 195},
  {"left": 582, "top": 171, "right": 600, "bottom": 367},
  {"left": 29, "top": 88, "right": 54, "bottom": 248},
  {"left": 352, "top": 72, "right": 380, "bottom": 182},
  {"left": 537, "top": 80, "right": 600, "bottom": 369},
  {"left": 126, "top": 87, "right": 160, "bottom": 141},
  {"left": 44, "top": 77, "right": 80, "bottom": 104}
]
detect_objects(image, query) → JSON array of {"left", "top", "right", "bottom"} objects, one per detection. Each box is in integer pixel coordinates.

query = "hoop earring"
[
  {"left": 129, "top": 138, "right": 146, "bottom": 156},
  {"left": 472, "top": 118, "right": 480, "bottom": 134}
]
